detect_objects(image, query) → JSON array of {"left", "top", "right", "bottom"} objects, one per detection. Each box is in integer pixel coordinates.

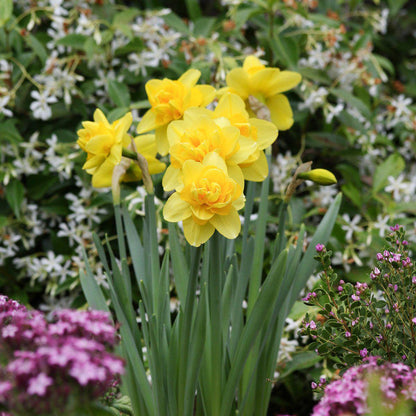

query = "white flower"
[
  {"left": 0, "top": 95, "right": 13, "bottom": 117},
  {"left": 373, "top": 214, "right": 390, "bottom": 237},
  {"left": 30, "top": 90, "right": 58, "bottom": 120},
  {"left": 341, "top": 214, "right": 363, "bottom": 241},
  {"left": 384, "top": 174, "right": 409, "bottom": 202}
]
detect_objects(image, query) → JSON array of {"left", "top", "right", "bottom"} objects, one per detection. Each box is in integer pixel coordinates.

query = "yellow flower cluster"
[
  {"left": 77, "top": 56, "right": 301, "bottom": 246},
  {"left": 77, "top": 109, "right": 165, "bottom": 188}
]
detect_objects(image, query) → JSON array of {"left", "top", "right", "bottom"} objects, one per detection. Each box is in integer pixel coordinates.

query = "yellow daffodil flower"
[
  {"left": 137, "top": 69, "right": 216, "bottom": 156},
  {"left": 162, "top": 108, "right": 255, "bottom": 191},
  {"left": 123, "top": 134, "right": 166, "bottom": 183},
  {"left": 213, "top": 93, "right": 278, "bottom": 181},
  {"left": 225, "top": 55, "right": 301, "bottom": 130},
  {"left": 77, "top": 109, "right": 132, "bottom": 187},
  {"left": 163, "top": 152, "right": 245, "bottom": 247}
]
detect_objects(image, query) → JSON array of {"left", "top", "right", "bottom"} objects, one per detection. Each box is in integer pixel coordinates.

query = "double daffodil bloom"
[
  {"left": 213, "top": 93, "right": 278, "bottom": 181},
  {"left": 163, "top": 152, "right": 245, "bottom": 247},
  {"left": 225, "top": 55, "right": 301, "bottom": 130},
  {"left": 137, "top": 69, "right": 216, "bottom": 156},
  {"left": 162, "top": 108, "right": 256, "bottom": 191},
  {"left": 77, "top": 109, "right": 132, "bottom": 187}
]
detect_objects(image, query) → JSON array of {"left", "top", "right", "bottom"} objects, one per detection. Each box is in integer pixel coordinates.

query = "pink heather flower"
[
  {"left": 360, "top": 348, "right": 368, "bottom": 358},
  {"left": 412, "top": 276, "right": 416, "bottom": 284},
  {"left": 311, "top": 382, "right": 318, "bottom": 389},
  {"left": 412, "top": 317, "right": 416, "bottom": 325},
  {"left": 351, "top": 294, "right": 360, "bottom": 301},
  {"left": 27, "top": 373, "right": 53, "bottom": 396},
  {"left": 302, "top": 292, "right": 317, "bottom": 302},
  {"left": 0, "top": 295, "right": 124, "bottom": 415},
  {"left": 311, "top": 360, "right": 416, "bottom": 416},
  {"left": 345, "top": 331, "right": 351, "bottom": 337},
  {"left": 308, "top": 321, "right": 317, "bottom": 330},
  {"left": 403, "top": 240, "right": 408, "bottom": 245},
  {"left": 315, "top": 244, "right": 325, "bottom": 252},
  {"left": 383, "top": 250, "right": 390, "bottom": 257},
  {"left": 0, "top": 381, "right": 11, "bottom": 399},
  {"left": 376, "top": 253, "right": 384, "bottom": 261}
]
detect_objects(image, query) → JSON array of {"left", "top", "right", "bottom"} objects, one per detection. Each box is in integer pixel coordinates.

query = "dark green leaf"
[
  {"left": 107, "top": 80, "right": 131, "bottom": 108},
  {"left": 0, "top": 0, "right": 12, "bottom": 27},
  {"left": 55, "top": 34, "right": 88, "bottom": 50},
  {"left": 5, "top": 180, "right": 24, "bottom": 219},
  {"left": 372, "top": 153, "right": 405, "bottom": 194}
]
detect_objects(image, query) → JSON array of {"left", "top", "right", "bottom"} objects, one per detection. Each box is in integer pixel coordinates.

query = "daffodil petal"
[
  {"left": 178, "top": 69, "right": 201, "bottom": 88},
  {"left": 163, "top": 192, "right": 192, "bottom": 222},
  {"left": 215, "top": 93, "right": 247, "bottom": 119},
  {"left": 162, "top": 165, "right": 182, "bottom": 192},
  {"left": 266, "top": 94, "right": 294, "bottom": 131},
  {"left": 93, "top": 108, "right": 109, "bottom": 124},
  {"left": 226, "top": 68, "right": 251, "bottom": 100},
  {"left": 248, "top": 118, "right": 278, "bottom": 149},
  {"left": 194, "top": 85, "right": 216, "bottom": 106},
  {"left": 137, "top": 110, "right": 157, "bottom": 134},
  {"left": 250, "top": 68, "right": 281, "bottom": 96},
  {"left": 202, "top": 152, "right": 228, "bottom": 173},
  {"left": 183, "top": 217, "right": 215, "bottom": 247},
  {"left": 267, "top": 71, "right": 302, "bottom": 96},
  {"left": 241, "top": 151, "right": 269, "bottom": 182},
  {"left": 243, "top": 55, "right": 265, "bottom": 73},
  {"left": 191, "top": 205, "right": 215, "bottom": 221},
  {"left": 134, "top": 134, "right": 157, "bottom": 155},
  {"left": 91, "top": 158, "right": 115, "bottom": 188},
  {"left": 155, "top": 125, "right": 170, "bottom": 156},
  {"left": 210, "top": 209, "right": 241, "bottom": 239},
  {"left": 227, "top": 164, "right": 245, "bottom": 189}
]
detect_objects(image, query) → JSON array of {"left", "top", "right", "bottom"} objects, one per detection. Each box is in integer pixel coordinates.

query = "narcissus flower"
[
  {"left": 213, "top": 93, "right": 278, "bottom": 181},
  {"left": 225, "top": 55, "right": 301, "bottom": 130},
  {"left": 137, "top": 69, "right": 216, "bottom": 156},
  {"left": 162, "top": 108, "right": 255, "bottom": 191},
  {"left": 163, "top": 152, "right": 245, "bottom": 247},
  {"left": 77, "top": 109, "right": 132, "bottom": 187}
]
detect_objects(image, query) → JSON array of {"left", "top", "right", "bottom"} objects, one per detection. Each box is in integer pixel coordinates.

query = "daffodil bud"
[{"left": 297, "top": 169, "right": 337, "bottom": 186}]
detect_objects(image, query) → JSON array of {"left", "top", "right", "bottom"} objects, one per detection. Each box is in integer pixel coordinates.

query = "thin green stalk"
[{"left": 144, "top": 195, "right": 161, "bottom": 315}]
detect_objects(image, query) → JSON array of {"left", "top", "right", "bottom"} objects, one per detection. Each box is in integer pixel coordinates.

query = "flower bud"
[{"left": 297, "top": 169, "right": 337, "bottom": 186}]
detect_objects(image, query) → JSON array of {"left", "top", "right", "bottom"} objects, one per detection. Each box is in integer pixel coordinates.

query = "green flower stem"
[
  {"left": 122, "top": 146, "right": 154, "bottom": 195},
  {"left": 144, "top": 194, "right": 161, "bottom": 316}
]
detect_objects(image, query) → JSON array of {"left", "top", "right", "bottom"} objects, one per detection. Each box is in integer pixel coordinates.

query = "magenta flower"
[
  {"left": 0, "top": 295, "right": 124, "bottom": 415},
  {"left": 312, "top": 360, "right": 416, "bottom": 416}
]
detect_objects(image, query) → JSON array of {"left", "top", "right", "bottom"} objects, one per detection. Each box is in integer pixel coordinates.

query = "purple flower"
[
  {"left": 311, "top": 360, "right": 416, "bottom": 416},
  {"left": 376, "top": 253, "right": 384, "bottom": 261},
  {"left": 360, "top": 348, "right": 368, "bottom": 358},
  {"left": 0, "top": 295, "right": 124, "bottom": 415},
  {"left": 315, "top": 244, "right": 325, "bottom": 252},
  {"left": 27, "top": 373, "right": 53, "bottom": 396},
  {"left": 345, "top": 331, "right": 351, "bottom": 338}
]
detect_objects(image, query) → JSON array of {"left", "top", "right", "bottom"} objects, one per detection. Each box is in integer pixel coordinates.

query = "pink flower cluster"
[
  {"left": 0, "top": 295, "right": 124, "bottom": 415},
  {"left": 312, "top": 358, "right": 416, "bottom": 416}
]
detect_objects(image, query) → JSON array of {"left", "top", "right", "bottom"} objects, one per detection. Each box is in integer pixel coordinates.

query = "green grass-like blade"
[{"left": 220, "top": 249, "right": 288, "bottom": 416}]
